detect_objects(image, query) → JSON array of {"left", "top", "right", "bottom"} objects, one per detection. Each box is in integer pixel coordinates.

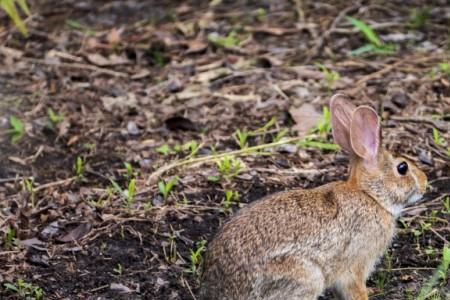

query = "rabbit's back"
[{"left": 200, "top": 182, "right": 395, "bottom": 300}]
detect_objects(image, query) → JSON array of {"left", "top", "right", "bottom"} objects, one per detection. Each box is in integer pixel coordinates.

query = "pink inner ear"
[
  {"left": 330, "top": 94, "right": 356, "bottom": 154},
  {"left": 350, "top": 106, "right": 380, "bottom": 162}
]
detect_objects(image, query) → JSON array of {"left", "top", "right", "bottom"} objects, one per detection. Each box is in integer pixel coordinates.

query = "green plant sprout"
[
  {"left": 4, "top": 225, "right": 16, "bottom": 249},
  {"left": 65, "top": 19, "right": 97, "bottom": 36},
  {"left": 110, "top": 179, "right": 136, "bottom": 208},
  {"left": 163, "top": 227, "right": 178, "bottom": 263},
  {"left": 425, "top": 245, "right": 436, "bottom": 257},
  {"left": 0, "top": 0, "right": 30, "bottom": 36},
  {"left": 346, "top": 16, "right": 395, "bottom": 55},
  {"left": 23, "top": 177, "right": 35, "bottom": 207},
  {"left": 124, "top": 162, "right": 134, "bottom": 180},
  {"left": 252, "top": 117, "right": 277, "bottom": 135},
  {"left": 416, "top": 246, "right": 450, "bottom": 300},
  {"left": 314, "top": 106, "right": 332, "bottom": 136},
  {"left": 216, "top": 155, "right": 243, "bottom": 179},
  {"left": 432, "top": 128, "right": 446, "bottom": 146},
  {"left": 157, "top": 141, "right": 200, "bottom": 158},
  {"left": 188, "top": 239, "right": 207, "bottom": 276},
  {"left": 113, "top": 263, "right": 123, "bottom": 275},
  {"left": 4, "top": 279, "right": 43, "bottom": 300},
  {"left": 182, "top": 140, "right": 200, "bottom": 158},
  {"left": 234, "top": 129, "right": 249, "bottom": 149},
  {"left": 223, "top": 190, "right": 240, "bottom": 209},
  {"left": 74, "top": 156, "right": 85, "bottom": 179},
  {"left": 8, "top": 115, "right": 25, "bottom": 143},
  {"left": 409, "top": 7, "right": 429, "bottom": 29},
  {"left": 442, "top": 196, "right": 450, "bottom": 214},
  {"left": 88, "top": 187, "right": 113, "bottom": 209},
  {"left": 374, "top": 251, "right": 392, "bottom": 292},
  {"left": 255, "top": 7, "right": 267, "bottom": 22},
  {"left": 208, "top": 31, "right": 241, "bottom": 48},
  {"left": 296, "top": 107, "right": 338, "bottom": 150},
  {"left": 207, "top": 175, "right": 221, "bottom": 183},
  {"left": 156, "top": 144, "right": 171, "bottom": 155},
  {"left": 316, "top": 63, "right": 340, "bottom": 90},
  {"left": 272, "top": 128, "right": 288, "bottom": 143},
  {"left": 438, "top": 62, "right": 450, "bottom": 75},
  {"left": 47, "top": 107, "right": 64, "bottom": 124},
  {"left": 125, "top": 179, "right": 136, "bottom": 207},
  {"left": 158, "top": 176, "right": 179, "bottom": 200}
]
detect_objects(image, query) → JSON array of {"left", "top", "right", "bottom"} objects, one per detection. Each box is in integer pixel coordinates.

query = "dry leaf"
[
  {"left": 289, "top": 103, "right": 321, "bottom": 136},
  {"left": 110, "top": 283, "right": 133, "bottom": 293},
  {"left": 107, "top": 27, "right": 123, "bottom": 45},
  {"left": 87, "top": 53, "right": 130, "bottom": 66},
  {"left": 57, "top": 222, "right": 92, "bottom": 243},
  {"left": 101, "top": 93, "right": 138, "bottom": 112},
  {"left": 194, "top": 67, "right": 232, "bottom": 83}
]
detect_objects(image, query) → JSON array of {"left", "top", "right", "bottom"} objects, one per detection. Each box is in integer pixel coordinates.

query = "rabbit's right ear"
[
  {"left": 349, "top": 106, "right": 380, "bottom": 166},
  {"left": 330, "top": 94, "right": 357, "bottom": 154}
]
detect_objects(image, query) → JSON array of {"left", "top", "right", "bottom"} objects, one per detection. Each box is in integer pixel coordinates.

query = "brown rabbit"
[{"left": 199, "top": 94, "right": 427, "bottom": 300}]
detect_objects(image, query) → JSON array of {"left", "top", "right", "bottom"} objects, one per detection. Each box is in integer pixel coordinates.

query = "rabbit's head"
[{"left": 330, "top": 94, "right": 427, "bottom": 216}]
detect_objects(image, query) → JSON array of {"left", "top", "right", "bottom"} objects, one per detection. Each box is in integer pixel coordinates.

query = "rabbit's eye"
[{"left": 397, "top": 161, "right": 408, "bottom": 175}]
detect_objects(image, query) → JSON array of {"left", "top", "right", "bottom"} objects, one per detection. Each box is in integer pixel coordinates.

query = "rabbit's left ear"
[
  {"left": 350, "top": 106, "right": 380, "bottom": 165},
  {"left": 330, "top": 94, "right": 357, "bottom": 155}
]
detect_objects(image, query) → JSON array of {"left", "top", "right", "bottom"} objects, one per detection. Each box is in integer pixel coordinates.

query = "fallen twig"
[
  {"left": 146, "top": 137, "right": 303, "bottom": 185},
  {"left": 390, "top": 116, "right": 450, "bottom": 132},
  {"left": 22, "top": 57, "right": 129, "bottom": 78},
  {"left": 34, "top": 177, "right": 77, "bottom": 192}
]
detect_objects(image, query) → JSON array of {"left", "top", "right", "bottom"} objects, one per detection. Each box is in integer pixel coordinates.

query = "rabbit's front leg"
[{"left": 333, "top": 270, "right": 368, "bottom": 300}]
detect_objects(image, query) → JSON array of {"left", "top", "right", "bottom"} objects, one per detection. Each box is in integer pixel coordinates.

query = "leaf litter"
[{"left": 0, "top": 1, "right": 449, "bottom": 299}]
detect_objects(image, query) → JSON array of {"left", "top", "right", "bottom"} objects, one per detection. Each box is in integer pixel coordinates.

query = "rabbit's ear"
[
  {"left": 330, "top": 94, "right": 356, "bottom": 154},
  {"left": 350, "top": 106, "right": 380, "bottom": 164}
]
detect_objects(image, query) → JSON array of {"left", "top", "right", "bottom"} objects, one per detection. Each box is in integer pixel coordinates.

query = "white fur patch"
[
  {"left": 407, "top": 192, "right": 423, "bottom": 204},
  {"left": 389, "top": 192, "right": 423, "bottom": 216},
  {"left": 389, "top": 204, "right": 404, "bottom": 217}
]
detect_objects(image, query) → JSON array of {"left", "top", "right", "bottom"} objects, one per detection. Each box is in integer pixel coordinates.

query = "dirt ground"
[{"left": 0, "top": 0, "right": 449, "bottom": 299}]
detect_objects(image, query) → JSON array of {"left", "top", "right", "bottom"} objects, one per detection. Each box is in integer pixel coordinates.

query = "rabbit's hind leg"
[{"left": 251, "top": 256, "right": 324, "bottom": 300}]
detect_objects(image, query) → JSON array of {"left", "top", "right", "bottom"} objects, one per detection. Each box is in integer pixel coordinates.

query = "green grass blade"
[
  {"left": 417, "top": 246, "right": 450, "bottom": 300},
  {"left": 298, "top": 139, "right": 340, "bottom": 151},
  {"left": 346, "top": 16, "right": 382, "bottom": 47},
  {"left": 1, "top": 0, "right": 28, "bottom": 36},
  {"left": 350, "top": 44, "right": 376, "bottom": 56},
  {"left": 16, "top": 0, "right": 29, "bottom": 15},
  {"left": 9, "top": 115, "right": 24, "bottom": 132}
]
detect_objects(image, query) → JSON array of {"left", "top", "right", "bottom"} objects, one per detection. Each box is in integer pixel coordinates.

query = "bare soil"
[{"left": 0, "top": 0, "right": 449, "bottom": 299}]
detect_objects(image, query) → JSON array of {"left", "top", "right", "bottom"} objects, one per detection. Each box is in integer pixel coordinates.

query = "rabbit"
[{"left": 199, "top": 94, "right": 427, "bottom": 300}]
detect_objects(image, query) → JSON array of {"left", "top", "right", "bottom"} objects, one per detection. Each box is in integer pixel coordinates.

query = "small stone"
[
  {"left": 0, "top": 117, "right": 8, "bottom": 129},
  {"left": 139, "top": 158, "right": 153, "bottom": 169},
  {"left": 40, "top": 221, "right": 61, "bottom": 240},
  {"left": 198, "top": 147, "right": 213, "bottom": 155},
  {"left": 390, "top": 92, "right": 410, "bottom": 108},
  {"left": 383, "top": 100, "right": 399, "bottom": 114},
  {"left": 168, "top": 78, "right": 183, "bottom": 93},
  {"left": 193, "top": 216, "right": 203, "bottom": 223},
  {"left": 277, "top": 143, "right": 298, "bottom": 154},
  {"left": 152, "top": 195, "right": 164, "bottom": 206},
  {"left": 127, "top": 121, "right": 140, "bottom": 136},
  {"left": 293, "top": 87, "right": 310, "bottom": 98},
  {"left": 27, "top": 253, "right": 50, "bottom": 267},
  {"left": 418, "top": 149, "right": 434, "bottom": 166}
]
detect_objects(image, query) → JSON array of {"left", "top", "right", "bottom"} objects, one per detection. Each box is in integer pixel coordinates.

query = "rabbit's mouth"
[{"left": 406, "top": 190, "right": 423, "bottom": 204}]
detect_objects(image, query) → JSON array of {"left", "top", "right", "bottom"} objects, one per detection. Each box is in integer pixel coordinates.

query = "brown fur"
[{"left": 200, "top": 95, "right": 427, "bottom": 300}]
